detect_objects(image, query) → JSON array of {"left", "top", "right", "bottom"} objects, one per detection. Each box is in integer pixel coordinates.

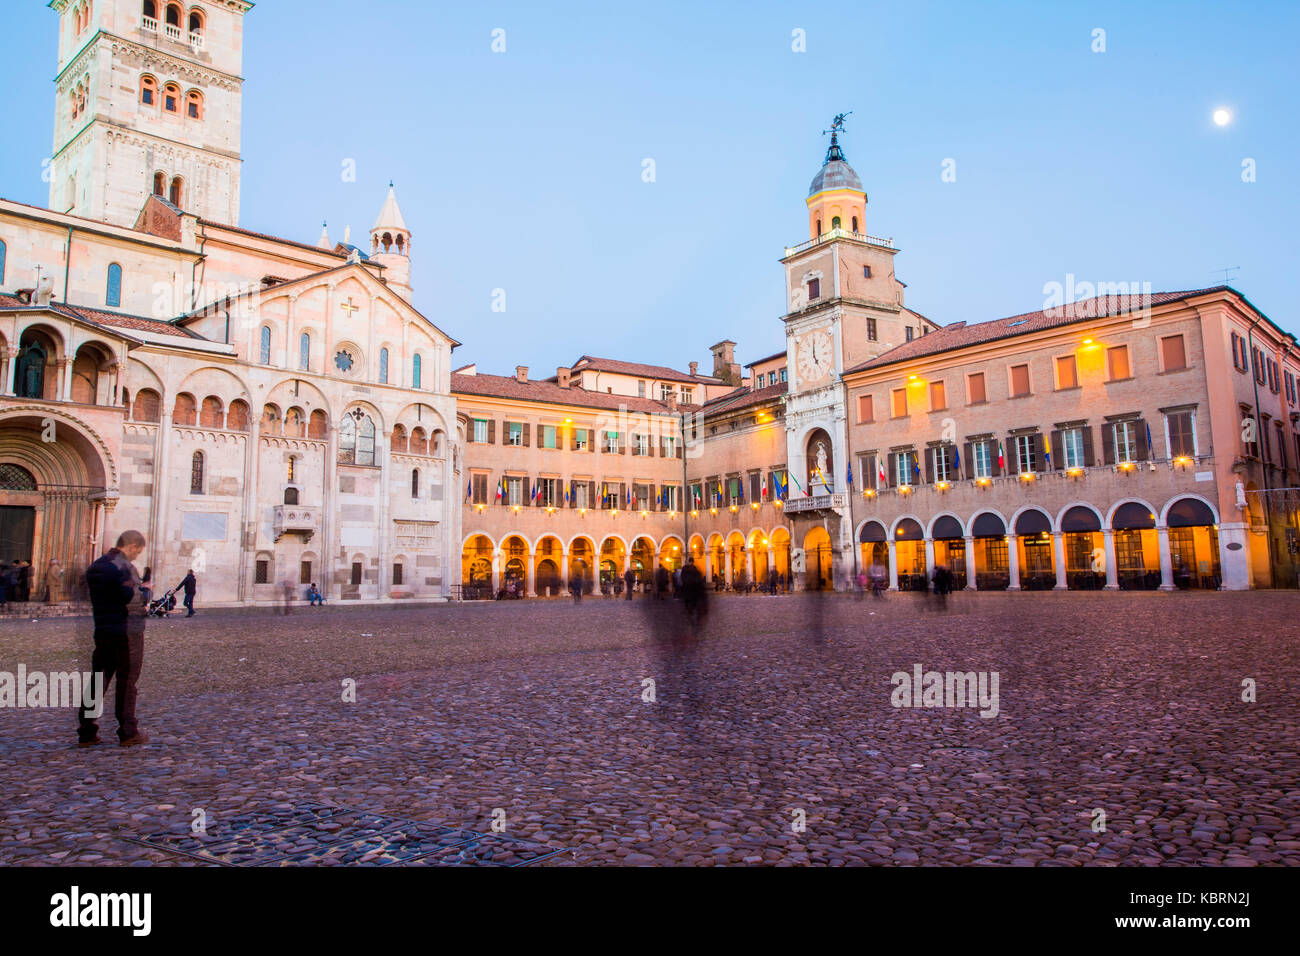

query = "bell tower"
[
  {"left": 370, "top": 183, "right": 413, "bottom": 301},
  {"left": 47, "top": 0, "right": 251, "bottom": 227}
]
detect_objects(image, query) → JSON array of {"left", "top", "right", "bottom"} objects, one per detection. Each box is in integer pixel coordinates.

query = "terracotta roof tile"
[
  {"left": 702, "top": 382, "right": 787, "bottom": 415},
  {"left": 0, "top": 295, "right": 199, "bottom": 340},
  {"left": 847, "top": 287, "right": 1231, "bottom": 374},
  {"left": 570, "top": 355, "right": 724, "bottom": 385},
  {"left": 453, "top": 372, "right": 699, "bottom": 415}
]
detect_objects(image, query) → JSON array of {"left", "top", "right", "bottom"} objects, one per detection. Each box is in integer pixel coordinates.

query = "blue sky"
[{"left": 1, "top": 0, "right": 1296, "bottom": 375}]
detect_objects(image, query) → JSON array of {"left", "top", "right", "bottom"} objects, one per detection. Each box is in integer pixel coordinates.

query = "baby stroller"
[{"left": 146, "top": 584, "right": 179, "bottom": 618}]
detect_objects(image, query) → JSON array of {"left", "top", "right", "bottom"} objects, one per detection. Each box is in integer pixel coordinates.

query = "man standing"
[
  {"left": 78, "top": 530, "right": 149, "bottom": 747},
  {"left": 180, "top": 568, "right": 197, "bottom": 617},
  {"left": 623, "top": 567, "right": 635, "bottom": 600}
]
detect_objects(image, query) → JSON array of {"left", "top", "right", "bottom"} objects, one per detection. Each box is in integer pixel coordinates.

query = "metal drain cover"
[{"left": 930, "top": 747, "right": 992, "bottom": 758}]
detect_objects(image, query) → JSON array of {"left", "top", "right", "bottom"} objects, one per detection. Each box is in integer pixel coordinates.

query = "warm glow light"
[
  {"left": 563, "top": 417, "right": 572, "bottom": 424},
  {"left": 1213, "top": 107, "right": 1231, "bottom": 126},
  {"left": 1067, "top": 467, "right": 1084, "bottom": 477},
  {"left": 1019, "top": 472, "right": 1036, "bottom": 481},
  {"left": 937, "top": 481, "right": 950, "bottom": 490},
  {"left": 977, "top": 478, "right": 991, "bottom": 486},
  {"left": 1082, "top": 338, "right": 1093, "bottom": 345},
  {"left": 865, "top": 489, "right": 875, "bottom": 497}
]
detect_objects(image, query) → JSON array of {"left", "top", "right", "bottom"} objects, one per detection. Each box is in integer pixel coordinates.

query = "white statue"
[
  {"left": 815, "top": 441, "right": 829, "bottom": 487},
  {"left": 1235, "top": 479, "right": 1247, "bottom": 510}
]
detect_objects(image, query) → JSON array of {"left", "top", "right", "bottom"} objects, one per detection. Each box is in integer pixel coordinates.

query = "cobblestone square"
[{"left": 1, "top": 591, "right": 1297, "bottom": 866}]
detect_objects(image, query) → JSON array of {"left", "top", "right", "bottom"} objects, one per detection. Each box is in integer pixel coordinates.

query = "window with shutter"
[
  {"left": 1166, "top": 411, "right": 1195, "bottom": 458},
  {"left": 1009, "top": 364, "right": 1030, "bottom": 397},
  {"left": 1107, "top": 346, "right": 1130, "bottom": 381},
  {"left": 967, "top": 372, "right": 986, "bottom": 404},
  {"left": 891, "top": 388, "right": 907, "bottom": 417},
  {"left": 1055, "top": 355, "right": 1078, "bottom": 389},
  {"left": 507, "top": 422, "right": 522, "bottom": 446},
  {"left": 857, "top": 394, "right": 874, "bottom": 423},
  {"left": 473, "top": 419, "right": 487, "bottom": 443},
  {"left": 1160, "top": 335, "right": 1187, "bottom": 372},
  {"left": 930, "top": 381, "right": 946, "bottom": 411}
]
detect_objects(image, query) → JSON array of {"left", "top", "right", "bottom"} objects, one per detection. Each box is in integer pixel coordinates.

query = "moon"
[{"left": 1212, "top": 108, "right": 1232, "bottom": 126}]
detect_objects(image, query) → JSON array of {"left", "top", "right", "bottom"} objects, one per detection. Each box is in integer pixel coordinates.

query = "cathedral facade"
[{"left": 1, "top": 2, "right": 1296, "bottom": 608}]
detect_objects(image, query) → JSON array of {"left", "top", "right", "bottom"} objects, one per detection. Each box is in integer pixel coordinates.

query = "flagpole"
[{"left": 680, "top": 410, "right": 689, "bottom": 568}]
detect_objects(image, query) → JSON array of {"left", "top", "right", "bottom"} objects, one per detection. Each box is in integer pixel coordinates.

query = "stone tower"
[
  {"left": 47, "top": 0, "right": 251, "bottom": 227},
  {"left": 370, "top": 183, "right": 412, "bottom": 301}
]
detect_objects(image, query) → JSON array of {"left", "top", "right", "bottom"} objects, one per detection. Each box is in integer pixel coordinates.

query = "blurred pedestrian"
[
  {"left": 624, "top": 568, "right": 635, "bottom": 600},
  {"left": 281, "top": 579, "right": 294, "bottom": 615},
  {"left": 680, "top": 558, "right": 708, "bottom": 632},
  {"left": 78, "top": 530, "right": 149, "bottom": 748},
  {"left": 180, "top": 568, "right": 197, "bottom": 617},
  {"left": 139, "top": 566, "right": 153, "bottom": 608},
  {"left": 654, "top": 565, "right": 669, "bottom": 600}
]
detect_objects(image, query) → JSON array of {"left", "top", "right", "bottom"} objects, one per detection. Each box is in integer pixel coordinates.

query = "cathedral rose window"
[{"left": 334, "top": 349, "right": 354, "bottom": 373}]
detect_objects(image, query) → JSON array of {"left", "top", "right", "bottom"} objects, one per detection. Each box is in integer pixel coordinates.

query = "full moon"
[{"left": 1213, "top": 108, "right": 1232, "bottom": 126}]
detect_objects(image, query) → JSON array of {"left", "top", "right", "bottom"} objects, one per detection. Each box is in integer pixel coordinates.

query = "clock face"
[{"left": 797, "top": 330, "right": 833, "bottom": 383}]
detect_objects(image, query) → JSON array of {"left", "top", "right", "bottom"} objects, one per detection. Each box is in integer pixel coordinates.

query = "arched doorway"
[
  {"left": 1014, "top": 509, "right": 1055, "bottom": 589},
  {"left": 569, "top": 537, "right": 594, "bottom": 593},
  {"left": 930, "top": 515, "right": 966, "bottom": 590},
  {"left": 15, "top": 328, "right": 60, "bottom": 400},
  {"left": 708, "top": 534, "right": 725, "bottom": 588},
  {"left": 0, "top": 412, "right": 113, "bottom": 602},
  {"left": 747, "top": 531, "right": 769, "bottom": 589},
  {"left": 1112, "top": 502, "right": 1159, "bottom": 590},
  {"left": 535, "top": 535, "right": 562, "bottom": 596},
  {"left": 971, "top": 512, "right": 1009, "bottom": 590},
  {"left": 599, "top": 537, "right": 625, "bottom": 594},
  {"left": 461, "top": 535, "right": 493, "bottom": 599},
  {"left": 894, "top": 518, "right": 926, "bottom": 590},
  {"left": 502, "top": 535, "right": 528, "bottom": 597},
  {"left": 725, "top": 531, "right": 747, "bottom": 589},
  {"left": 859, "top": 520, "right": 888, "bottom": 576},
  {"left": 1061, "top": 506, "right": 1104, "bottom": 589},
  {"left": 630, "top": 536, "right": 655, "bottom": 590},
  {"left": 658, "top": 536, "right": 683, "bottom": 573},
  {"left": 769, "top": 527, "right": 791, "bottom": 587},
  {"left": 803, "top": 525, "right": 833, "bottom": 590},
  {"left": 1165, "top": 498, "right": 1221, "bottom": 589}
]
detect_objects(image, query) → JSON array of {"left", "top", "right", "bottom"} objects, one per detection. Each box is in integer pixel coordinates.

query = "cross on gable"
[{"left": 340, "top": 297, "right": 360, "bottom": 319}]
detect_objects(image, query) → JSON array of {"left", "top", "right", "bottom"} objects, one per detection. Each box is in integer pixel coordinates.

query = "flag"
[
  {"left": 846, "top": 462, "right": 854, "bottom": 490},
  {"left": 952, "top": 443, "right": 961, "bottom": 478},
  {"left": 495, "top": 479, "right": 503, "bottom": 502},
  {"left": 564, "top": 481, "right": 570, "bottom": 505},
  {"left": 878, "top": 457, "right": 887, "bottom": 487},
  {"left": 997, "top": 442, "right": 1005, "bottom": 471},
  {"left": 761, "top": 472, "right": 768, "bottom": 499},
  {"left": 1043, "top": 433, "right": 1052, "bottom": 468},
  {"left": 790, "top": 470, "right": 809, "bottom": 497},
  {"left": 737, "top": 478, "right": 745, "bottom": 504},
  {"left": 466, "top": 478, "right": 471, "bottom": 501},
  {"left": 911, "top": 452, "right": 920, "bottom": 483},
  {"left": 1145, "top": 421, "right": 1154, "bottom": 457}
]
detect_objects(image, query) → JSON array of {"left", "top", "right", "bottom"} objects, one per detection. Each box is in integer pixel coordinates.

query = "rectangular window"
[
  {"left": 351, "top": 562, "right": 362, "bottom": 586},
  {"left": 1009, "top": 364, "right": 1030, "bottom": 397},
  {"left": 537, "top": 477, "right": 558, "bottom": 507},
  {"left": 1062, "top": 427, "right": 1085, "bottom": 468},
  {"left": 808, "top": 278, "right": 821, "bottom": 300},
  {"left": 857, "top": 394, "right": 874, "bottom": 423},
  {"left": 1114, "top": 420, "right": 1137, "bottom": 463},
  {"left": 905, "top": 327, "right": 914, "bottom": 342},
  {"left": 780, "top": 368, "right": 787, "bottom": 383},
  {"left": 933, "top": 445, "right": 952, "bottom": 482},
  {"left": 471, "top": 473, "right": 488, "bottom": 503},
  {"left": 659, "top": 384, "right": 674, "bottom": 401},
  {"left": 638, "top": 380, "right": 646, "bottom": 398},
  {"left": 506, "top": 476, "right": 524, "bottom": 505},
  {"left": 973, "top": 441, "right": 992, "bottom": 479},
  {"left": 1275, "top": 423, "right": 1286, "bottom": 468},
  {"left": 891, "top": 387, "right": 907, "bottom": 418},
  {"left": 255, "top": 559, "right": 269, "bottom": 584},
  {"left": 574, "top": 428, "right": 589, "bottom": 450},
  {"left": 574, "top": 482, "right": 590, "bottom": 508},
  {"left": 507, "top": 422, "right": 522, "bottom": 446},
  {"left": 1262, "top": 417, "right": 1273, "bottom": 463},
  {"left": 866, "top": 318, "right": 877, "bottom": 341},
  {"left": 541, "top": 425, "right": 557, "bottom": 449},
  {"left": 300, "top": 561, "right": 312, "bottom": 585},
  {"left": 1160, "top": 334, "right": 1187, "bottom": 372},
  {"left": 665, "top": 485, "right": 680, "bottom": 511},
  {"left": 968, "top": 372, "right": 987, "bottom": 404},
  {"left": 1107, "top": 346, "right": 1131, "bottom": 381},
  {"left": 748, "top": 471, "right": 761, "bottom": 503},
  {"left": 895, "top": 451, "right": 914, "bottom": 486},
  {"left": 1055, "top": 355, "right": 1078, "bottom": 389},
  {"left": 858, "top": 455, "right": 877, "bottom": 490},
  {"left": 635, "top": 433, "right": 649, "bottom": 456},
  {"left": 680, "top": 388, "right": 694, "bottom": 404},
  {"left": 1231, "top": 332, "right": 1245, "bottom": 371},
  {"left": 864, "top": 265, "right": 872, "bottom": 278},
  {"left": 929, "top": 381, "right": 946, "bottom": 411},
  {"left": 605, "top": 431, "right": 619, "bottom": 453},
  {"left": 1166, "top": 410, "right": 1195, "bottom": 458},
  {"left": 473, "top": 419, "right": 487, "bottom": 443},
  {"left": 1016, "top": 434, "right": 1037, "bottom": 473},
  {"left": 768, "top": 371, "right": 776, "bottom": 386},
  {"left": 392, "top": 563, "right": 403, "bottom": 586},
  {"left": 662, "top": 435, "right": 678, "bottom": 458}
]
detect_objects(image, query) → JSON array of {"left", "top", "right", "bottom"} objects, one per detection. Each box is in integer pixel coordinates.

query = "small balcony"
[
  {"left": 784, "top": 228, "right": 895, "bottom": 258},
  {"left": 142, "top": 15, "right": 158, "bottom": 33},
  {"left": 273, "top": 505, "right": 320, "bottom": 542}
]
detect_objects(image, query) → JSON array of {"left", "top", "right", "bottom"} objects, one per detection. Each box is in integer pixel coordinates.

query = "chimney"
[
  {"left": 689, "top": 361, "right": 698, "bottom": 376},
  {"left": 709, "top": 340, "right": 738, "bottom": 383},
  {"left": 556, "top": 367, "right": 571, "bottom": 388},
  {"left": 515, "top": 365, "right": 528, "bottom": 383}
]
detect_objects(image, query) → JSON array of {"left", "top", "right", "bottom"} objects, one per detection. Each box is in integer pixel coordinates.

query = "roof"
[
  {"left": 744, "top": 350, "right": 786, "bottom": 368},
  {"left": 702, "top": 382, "right": 788, "bottom": 415},
  {"left": 808, "top": 159, "right": 864, "bottom": 197},
  {"left": 0, "top": 295, "right": 201, "bottom": 340},
  {"left": 371, "top": 184, "right": 408, "bottom": 233},
  {"left": 453, "top": 372, "right": 699, "bottom": 415},
  {"left": 570, "top": 355, "right": 724, "bottom": 385},
  {"left": 845, "top": 286, "right": 1239, "bottom": 374},
  {"left": 198, "top": 217, "right": 348, "bottom": 259}
]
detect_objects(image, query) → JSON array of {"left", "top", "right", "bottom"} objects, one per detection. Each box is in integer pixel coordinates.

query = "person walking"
[
  {"left": 13, "top": 559, "right": 31, "bottom": 602},
  {"left": 78, "top": 530, "right": 149, "bottom": 748},
  {"left": 0, "top": 561, "right": 11, "bottom": 610},
  {"left": 139, "top": 566, "right": 153, "bottom": 609},
  {"left": 623, "top": 567, "right": 635, "bottom": 600},
  {"left": 680, "top": 558, "right": 708, "bottom": 632},
  {"left": 180, "top": 568, "right": 197, "bottom": 617},
  {"left": 654, "top": 565, "right": 669, "bottom": 600}
]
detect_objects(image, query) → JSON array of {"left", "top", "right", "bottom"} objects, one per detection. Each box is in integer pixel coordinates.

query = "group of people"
[
  {"left": 855, "top": 560, "right": 955, "bottom": 605},
  {"left": 0, "top": 559, "right": 33, "bottom": 608}
]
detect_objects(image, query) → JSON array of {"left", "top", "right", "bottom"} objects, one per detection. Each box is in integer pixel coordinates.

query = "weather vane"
[{"left": 822, "top": 112, "right": 852, "bottom": 137}]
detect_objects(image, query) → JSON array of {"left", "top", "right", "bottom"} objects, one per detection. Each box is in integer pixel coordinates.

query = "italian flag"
[
  {"left": 997, "top": 443, "right": 1006, "bottom": 471},
  {"left": 877, "top": 458, "right": 887, "bottom": 486}
]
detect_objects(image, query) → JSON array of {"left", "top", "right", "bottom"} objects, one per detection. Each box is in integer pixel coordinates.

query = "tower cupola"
[
  {"left": 806, "top": 114, "right": 867, "bottom": 240},
  {"left": 369, "top": 182, "right": 413, "bottom": 299}
]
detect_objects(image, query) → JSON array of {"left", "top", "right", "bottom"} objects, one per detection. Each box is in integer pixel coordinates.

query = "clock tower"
[{"left": 779, "top": 118, "right": 935, "bottom": 590}]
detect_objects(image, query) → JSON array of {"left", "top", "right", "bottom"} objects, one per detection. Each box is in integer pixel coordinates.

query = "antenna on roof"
[{"left": 1214, "top": 266, "right": 1240, "bottom": 285}]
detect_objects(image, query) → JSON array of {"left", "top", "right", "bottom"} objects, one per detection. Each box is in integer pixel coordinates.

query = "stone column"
[
  {"left": 1102, "top": 529, "right": 1119, "bottom": 590},
  {"left": 286, "top": 294, "right": 298, "bottom": 370},
  {"left": 964, "top": 535, "right": 977, "bottom": 590},
  {"left": 1217, "top": 522, "right": 1250, "bottom": 590},
  {"left": 236, "top": 416, "right": 260, "bottom": 604},
  {"left": 57, "top": 357, "right": 73, "bottom": 401},
  {"left": 1007, "top": 534, "right": 1021, "bottom": 590},
  {"left": 491, "top": 551, "right": 500, "bottom": 595},
  {"left": 323, "top": 422, "right": 338, "bottom": 600},
  {"left": 1052, "top": 532, "right": 1068, "bottom": 590},
  {"left": 3, "top": 348, "right": 16, "bottom": 395},
  {"left": 526, "top": 551, "right": 535, "bottom": 598},
  {"left": 1157, "top": 526, "right": 1175, "bottom": 590},
  {"left": 923, "top": 537, "right": 935, "bottom": 583},
  {"left": 377, "top": 428, "right": 391, "bottom": 599},
  {"left": 887, "top": 541, "right": 899, "bottom": 591},
  {"left": 724, "top": 547, "right": 732, "bottom": 587},
  {"left": 560, "top": 550, "right": 569, "bottom": 589}
]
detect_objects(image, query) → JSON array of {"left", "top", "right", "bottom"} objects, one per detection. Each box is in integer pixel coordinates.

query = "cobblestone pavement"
[{"left": 1, "top": 591, "right": 1298, "bottom": 866}]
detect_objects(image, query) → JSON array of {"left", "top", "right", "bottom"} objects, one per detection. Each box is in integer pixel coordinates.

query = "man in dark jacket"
[
  {"left": 680, "top": 558, "right": 708, "bottom": 632},
  {"left": 78, "top": 530, "right": 149, "bottom": 747},
  {"left": 180, "top": 569, "right": 197, "bottom": 617},
  {"left": 623, "top": 567, "right": 635, "bottom": 600}
]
